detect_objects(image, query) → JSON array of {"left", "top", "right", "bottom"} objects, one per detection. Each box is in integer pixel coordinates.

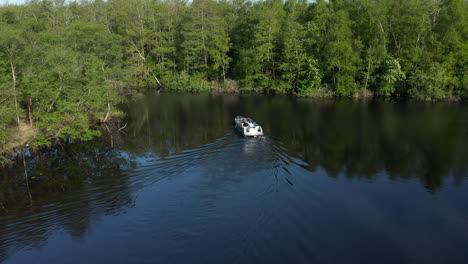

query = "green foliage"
[
  {"left": 409, "top": 63, "right": 454, "bottom": 100},
  {"left": 181, "top": 0, "right": 231, "bottom": 79},
  {"left": 335, "top": 74, "right": 359, "bottom": 96},
  {"left": 295, "top": 58, "right": 323, "bottom": 96},
  {"left": 461, "top": 67, "right": 468, "bottom": 97},
  {"left": 373, "top": 57, "right": 406, "bottom": 96},
  {"left": 230, "top": 0, "right": 285, "bottom": 92},
  {"left": 162, "top": 72, "right": 211, "bottom": 92}
]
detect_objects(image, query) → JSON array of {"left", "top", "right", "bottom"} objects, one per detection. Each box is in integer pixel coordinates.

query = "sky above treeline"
[
  {"left": 1, "top": 0, "right": 27, "bottom": 5},
  {"left": 0, "top": 0, "right": 80, "bottom": 5},
  {"left": 0, "top": 0, "right": 317, "bottom": 6}
]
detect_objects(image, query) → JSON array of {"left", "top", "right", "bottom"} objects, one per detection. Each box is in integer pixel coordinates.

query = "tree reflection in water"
[
  {"left": 121, "top": 93, "right": 468, "bottom": 192},
  {"left": 0, "top": 139, "right": 136, "bottom": 262}
]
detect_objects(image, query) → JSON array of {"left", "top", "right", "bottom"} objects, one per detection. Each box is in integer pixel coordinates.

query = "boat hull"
[{"left": 234, "top": 116, "right": 264, "bottom": 137}]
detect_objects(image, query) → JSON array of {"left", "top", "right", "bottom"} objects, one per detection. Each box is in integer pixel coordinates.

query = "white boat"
[{"left": 234, "top": 116, "right": 264, "bottom": 137}]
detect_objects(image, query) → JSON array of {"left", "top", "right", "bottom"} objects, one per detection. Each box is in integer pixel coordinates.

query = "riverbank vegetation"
[{"left": 0, "top": 0, "right": 467, "bottom": 164}]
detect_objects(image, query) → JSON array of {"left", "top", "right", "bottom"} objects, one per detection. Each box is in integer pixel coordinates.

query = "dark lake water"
[{"left": 1, "top": 93, "right": 468, "bottom": 264}]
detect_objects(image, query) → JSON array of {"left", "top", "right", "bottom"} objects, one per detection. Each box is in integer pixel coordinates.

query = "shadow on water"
[{"left": 1, "top": 93, "right": 468, "bottom": 263}]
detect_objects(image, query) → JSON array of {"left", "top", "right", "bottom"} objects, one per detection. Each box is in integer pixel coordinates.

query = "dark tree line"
[{"left": 0, "top": 0, "right": 467, "bottom": 161}]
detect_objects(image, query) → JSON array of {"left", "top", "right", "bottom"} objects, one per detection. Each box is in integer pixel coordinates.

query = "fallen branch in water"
[{"left": 118, "top": 123, "right": 127, "bottom": 131}]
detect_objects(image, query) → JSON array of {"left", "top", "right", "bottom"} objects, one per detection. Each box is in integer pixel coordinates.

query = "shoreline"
[
  {"left": 1, "top": 91, "right": 466, "bottom": 168},
  {"left": 163, "top": 86, "right": 467, "bottom": 102}
]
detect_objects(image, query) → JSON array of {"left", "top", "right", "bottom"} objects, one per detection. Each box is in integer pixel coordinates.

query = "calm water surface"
[{"left": 1, "top": 93, "right": 468, "bottom": 263}]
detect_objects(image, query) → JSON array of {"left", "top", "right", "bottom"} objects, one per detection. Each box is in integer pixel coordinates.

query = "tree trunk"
[
  {"left": 47, "top": 84, "right": 63, "bottom": 113},
  {"left": 364, "top": 51, "right": 372, "bottom": 90},
  {"left": 102, "top": 103, "right": 111, "bottom": 123},
  {"left": 222, "top": 54, "right": 226, "bottom": 82},
  {"left": 151, "top": 72, "right": 163, "bottom": 87},
  {"left": 377, "top": 21, "right": 386, "bottom": 50},
  {"left": 201, "top": 8, "right": 207, "bottom": 67},
  {"left": 11, "top": 63, "right": 20, "bottom": 129},
  {"left": 28, "top": 96, "right": 33, "bottom": 127}
]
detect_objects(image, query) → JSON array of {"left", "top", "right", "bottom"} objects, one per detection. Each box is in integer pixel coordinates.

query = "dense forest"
[{"left": 0, "top": 0, "right": 467, "bottom": 162}]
